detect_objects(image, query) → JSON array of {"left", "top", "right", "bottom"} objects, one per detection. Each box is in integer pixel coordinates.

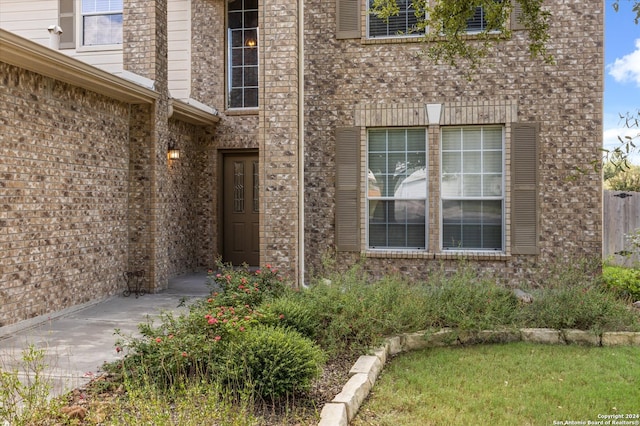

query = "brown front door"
[{"left": 223, "top": 153, "right": 259, "bottom": 266}]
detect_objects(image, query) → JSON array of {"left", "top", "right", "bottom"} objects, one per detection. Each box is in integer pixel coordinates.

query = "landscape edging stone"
[{"left": 318, "top": 328, "right": 640, "bottom": 425}]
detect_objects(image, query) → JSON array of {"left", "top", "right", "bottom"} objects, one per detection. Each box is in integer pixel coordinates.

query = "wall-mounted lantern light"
[{"left": 168, "top": 144, "right": 180, "bottom": 160}]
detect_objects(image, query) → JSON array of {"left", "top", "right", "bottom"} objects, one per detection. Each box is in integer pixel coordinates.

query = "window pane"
[
  {"left": 369, "top": 224, "right": 387, "bottom": 247},
  {"left": 244, "top": 66, "right": 258, "bottom": 86},
  {"left": 368, "top": 154, "right": 387, "bottom": 176},
  {"left": 462, "top": 174, "right": 481, "bottom": 196},
  {"left": 442, "top": 129, "right": 461, "bottom": 150},
  {"left": 83, "top": 14, "right": 122, "bottom": 45},
  {"left": 483, "top": 174, "right": 502, "bottom": 196},
  {"left": 395, "top": 167, "right": 426, "bottom": 199},
  {"left": 483, "top": 225, "right": 502, "bottom": 248},
  {"left": 83, "top": 0, "right": 122, "bottom": 13},
  {"left": 442, "top": 152, "right": 461, "bottom": 174},
  {"left": 483, "top": 127, "right": 503, "bottom": 149},
  {"left": 368, "top": 173, "right": 383, "bottom": 199},
  {"left": 388, "top": 130, "right": 406, "bottom": 151},
  {"left": 228, "top": 0, "right": 243, "bottom": 12},
  {"left": 369, "top": 131, "right": 387, "bottom": 152},
  {"left": 394, "top": 200, "right": 425, "bottom": 223},
  {"left": 228, "top": 11, "right": 242, "bottom": 28},
  {"left": 231, "top": 30, "right": 243, "bottom": 47},
  {"left": 463, "top": 151, "right": 481, "bottom": 173},
  {"left": 442, "top": 200, "right": 502, "bottom": 250},
  {"left": 482, "top": 201, "right": 503, "bottom": 224},
  {"left": 368, "top": 0, "right": 422, "bottom": 38},
  {"left": 231, "top": 67, "right": 243, "bottom": 86},
  {"left": 466, "top": 6, "right": 485, "bottom": 32},
  {"left": 244, "top": 47, "right": 258, "bottom": 65},
  {"left": 244, "top": 88, "right": 258, "bottom": 108},
  {"left": 463, "top": 128, "right": 481, "bottom": 150},
  {"left": 244, "top": 29, "right": 257, "bottom": 46},
  {"left": 483, "top": 151, "right": 502, "bottom": 173},
  {"left": 442, "top": 174, "right": 461, "bottom": 197},
  {"left": 367, "top": 129, "right": 427, "bottom": 249},
  {"left": 229, "top": 88, "right": 243, "bottom": 108},
  {"left": 245, "top": 11, "right": 258, "bottom": 28},
  {"left": 231, "top": 48, "right": 243, "bottom": 66},
  {"left": 407, "top": 224, "right": 426, "bottom": 247},
  {"left": 407, "top": 130, "right": 426, "bottom": 151}
]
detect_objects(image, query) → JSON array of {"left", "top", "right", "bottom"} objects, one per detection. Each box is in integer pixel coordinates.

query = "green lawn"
[{"left": 353, "top": 342, "right": 640, "bottom": 426}]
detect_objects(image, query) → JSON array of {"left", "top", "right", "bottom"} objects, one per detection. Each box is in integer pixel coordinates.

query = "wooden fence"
[{"left": 603, "top": 190, "right": 640, "bottom": 266}]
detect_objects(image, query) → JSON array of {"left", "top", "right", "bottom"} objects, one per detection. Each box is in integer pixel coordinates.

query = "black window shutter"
[
  {"left": 511, "top": 122, "right": 539, "bottom": 255},
  {"left": 335, "top": 127, "right": 361, "bottom": 251}
]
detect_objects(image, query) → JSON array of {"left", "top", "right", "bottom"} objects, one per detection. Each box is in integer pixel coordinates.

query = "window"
[
  {"left": 367, "top": 129, "right": 427, "bottom": 249},
  {"left": 81, "top": 0, "right": 123, "bottom": 46},
  {"left": 441, "top": 126, "right": 504, "bottom": 250},
  {"left": 228, "top": 0, "right": 258, "bottom": 109},
  {"left": 466, "top": 5, "right": 498, "bottom": 33},
  {"left": 367, "top": 0, "right": 422, "bottom": 38}
]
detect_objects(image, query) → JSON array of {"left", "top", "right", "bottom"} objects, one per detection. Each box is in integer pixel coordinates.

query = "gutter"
[
  {"left": 0, "top": 29, "right": 158, "bottom": 104},
  {"left": 169, "top": 98, "right": 221, "bottom": 126}
]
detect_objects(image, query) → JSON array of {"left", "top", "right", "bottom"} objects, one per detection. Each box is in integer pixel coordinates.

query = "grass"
[{"left": 352, "top": 342, "right": 640, "bottom": 426}]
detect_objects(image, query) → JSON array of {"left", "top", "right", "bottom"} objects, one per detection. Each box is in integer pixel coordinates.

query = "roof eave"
[{"left": 0, "top": 29, "right": 158, "bottom": 104}]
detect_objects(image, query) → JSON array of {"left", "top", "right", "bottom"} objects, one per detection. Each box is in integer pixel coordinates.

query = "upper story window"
[
  {"left": 82, "top": 0, "right": 123, "bottom": 46},
  {"left": 228, "top": 0, "right": 259, "bottom": 109},
  {"left": 367, "top": 0, "right": 422, "bottom": 38},
  {"left": 466, "top": 6, "right": 498, "bottom": 33}
]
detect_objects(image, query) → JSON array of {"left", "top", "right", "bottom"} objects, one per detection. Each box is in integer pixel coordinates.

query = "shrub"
[
  {"left": 603, "top": 265, "right": 640, "bottom": 301},
  {"left": 426, "top": 269, "right": 521, "bottom": 331},
  {"left": 522, "top": 284, "right": 640, "bottom": 333},
  {"left": 207, "top": 262, "right": 288, "bottom": 308},
  {"left": 219, "top": 325, "right": 325, "bottom": 399},
  {"left": 259, "top": 293, "right": 320, "bottom": 339},
  {"left": 113, "top": 303, "right": 266, "bottom": 387},
  {"left": 296, "top": 268, "right": 434, "bottom": 357}
]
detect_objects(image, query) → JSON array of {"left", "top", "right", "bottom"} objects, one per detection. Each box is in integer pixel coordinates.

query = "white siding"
[
  {"left": 0, "top": 1, "right": 58, "bottom": 46},
  {"left": 1, "top": 0, "right": 190, "bottom": 90},
  {"left": 0, "top": 0, "right": 123, "bottom": 74},
  {"left": 168, "top": 0, "right": 191, "bottom": 100}
]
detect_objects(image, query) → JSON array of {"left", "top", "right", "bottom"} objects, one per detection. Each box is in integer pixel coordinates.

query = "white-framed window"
[
  {"left": 441, "top": 126, "right": 504, "bottom": 251},
  {"left": 367, "top": 128, "right": 427, "bottom": 249},
  {"left": 367, "top": 0, "right": 423, "bottom": 39},
  {"left": 81, "top": 0, "right": 123, "bottom": 46},
  {"left": 227, "top": 0, "right": 259, "bottom": 109}
]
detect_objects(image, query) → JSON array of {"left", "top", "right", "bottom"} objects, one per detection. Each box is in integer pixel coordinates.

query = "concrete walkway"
[{"left": 0, "top": 272, "right": 210, "bottom": 398}]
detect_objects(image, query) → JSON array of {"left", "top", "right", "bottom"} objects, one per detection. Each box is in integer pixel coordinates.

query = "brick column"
[
  {"left": 123, "top": 0, "right": 170, "bottom": 291},
  {"left": 258, "top": 0, "right": 301, "bottom": 282}
]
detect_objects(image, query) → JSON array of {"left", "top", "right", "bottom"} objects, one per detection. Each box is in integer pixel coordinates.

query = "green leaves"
[{"left": 368, "top": 0, "right": 554, "bottom": 70}]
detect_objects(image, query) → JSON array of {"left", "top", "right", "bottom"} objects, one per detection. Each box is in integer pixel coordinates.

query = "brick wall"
[
  {"left": 124, "top": 0, "right": 172, "bottom": 291},
  {"left": 302, "top": 0, "right": 603, "bottom": 284},
  {"left": 258, "top": 0, "right": 301, "bottom": 280},
  {"left": 0, "top": 63, "right": 131, "bottom": 327}
]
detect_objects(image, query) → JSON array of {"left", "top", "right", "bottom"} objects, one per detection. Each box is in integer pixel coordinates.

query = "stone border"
[{"left": 318, "top": 328, "right": 640, "bottom": 425}]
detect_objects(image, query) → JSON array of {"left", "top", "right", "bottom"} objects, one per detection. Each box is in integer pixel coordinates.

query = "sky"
[{"left": 604, "top": 0, "right": 640, "bottom": 163}]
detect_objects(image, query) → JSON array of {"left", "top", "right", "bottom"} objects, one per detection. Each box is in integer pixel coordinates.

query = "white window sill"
[{"left": 76, "top": 44, "right": 123, "bottom": 53}]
